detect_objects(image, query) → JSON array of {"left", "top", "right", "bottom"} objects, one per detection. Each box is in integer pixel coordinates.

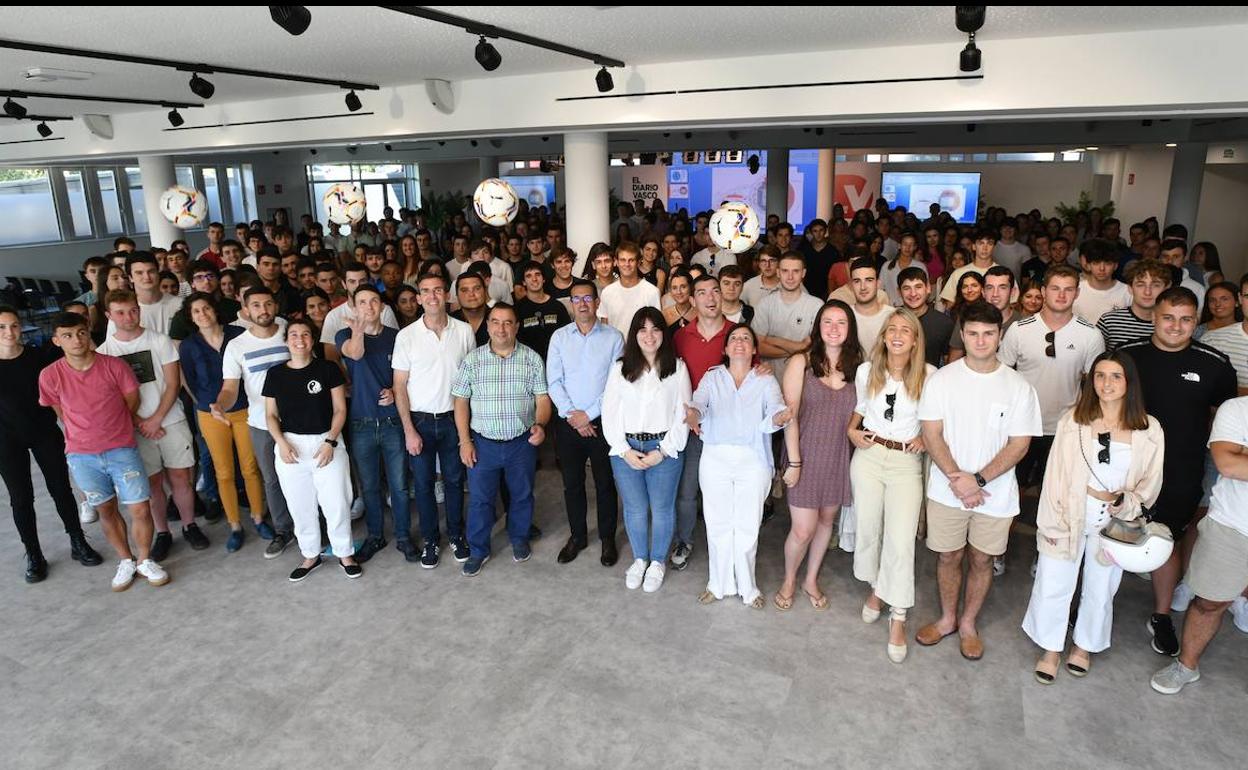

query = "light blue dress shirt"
[
  {"left": 690, "top": 366, "right": 787, "bottom": 471},
  {"left": 546, "top": 320, "right": 625, "bottom": 420}
]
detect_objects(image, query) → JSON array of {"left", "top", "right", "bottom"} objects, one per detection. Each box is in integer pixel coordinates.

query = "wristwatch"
[
  {"left": 324, "top": 437, "right": 339, "bottom": 448},
  {"left": 974, "top": 472, "right": 987, "bottom": 488}
]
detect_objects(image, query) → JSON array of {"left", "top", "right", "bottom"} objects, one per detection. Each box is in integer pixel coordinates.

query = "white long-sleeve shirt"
[
  {"left": 602, "top": 359, "right": 691, "bottom": 459},
  {"left": 690, "top": 366, "right": 787, "bottom": 471}
]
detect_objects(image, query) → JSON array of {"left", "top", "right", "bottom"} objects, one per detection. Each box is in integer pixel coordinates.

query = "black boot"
[
  {"left": 69, "top": 532, "right": 104, "bottom": 566},
  {"left": 25, "top": 551, "right": 48, "bottom": 583}
]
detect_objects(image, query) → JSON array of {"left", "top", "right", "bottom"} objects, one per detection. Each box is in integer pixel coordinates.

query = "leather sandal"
[
  {"left": 1034, "top": 654, "right": 1059, "bottom": 684},
  {"left": 959, "top": 634, "right": 985, "bottom": 661},
  {"left": 803, "top": 587, "right": 829, "bottom": 611},
  {"left": 698, "top": 589, "right": 719, "bottom": 605},
  {"left": 1066, "top": 648, "right": 1091, "bottom": 677},
  {"left": 915, "top": 622, "right": 956, "bottom": 647},
  {"left": 773, "top": 589, "right": 795, "bottom": 611}
]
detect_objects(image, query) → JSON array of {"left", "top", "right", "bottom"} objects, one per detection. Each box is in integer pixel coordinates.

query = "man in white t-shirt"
[
  {"left": 1073, "top": 238, "right": 1132, "bottom": 324},
  {"left": 114, "top": 252, "right": 183, "bottom": 338},
  {"left": 940, "top": 229, "right": 998, "bottom": 306},
  {"left": 1201, "top": 272, "right": 1248, "bottom": 395},
  {"left": 320, "top": 262, "right": 399, "bottom": 344},
  {"left": 848, "top": 257, "right": 895, "bottom": 352},
  {"left": 1151, "top": 395, "right": 1248, "bottom": 694},
  {"left": 598, "top": 242, "right": 661, "bottom": 336},
  {"left": 916, "top": 300, "right": 1042, "bottom": 661},
  {"left": 991, "top": 217, "right": 1031, "bottom": 279},
  {"left": 742, "top": 245, "right": 782, "bottom": 308},
  {"left": 445, "top": 234, "right": 472, "bottom": 281},
  {"left": 752, "top": 252, "right": 825, "bottom": 383},
  {"left": 100, "top": 290, "right": 203, "bottom": 560},
  {"left": 213, "top": 286, "right": 294, "bottom": 560},
  {"left": 690, "top": 244, "right": 736, "bottom": 277}
]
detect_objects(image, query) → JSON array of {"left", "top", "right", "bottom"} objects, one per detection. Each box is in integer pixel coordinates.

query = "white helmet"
[{"left": 1097, "top": 518, "right": 1174, "bottom": 574}]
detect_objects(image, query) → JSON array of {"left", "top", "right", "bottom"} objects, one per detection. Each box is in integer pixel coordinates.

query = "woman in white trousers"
[
  {"left": 848, "top": 309, "right": 934, "bottom": 663},
  {"left": 1022, "top": 351, "right": 1164, "bottom": 683},
  {"left": 686, "top": 324, "right": 791, "bottom": 608},
  {"left": 263, "top": 319, "right": 361, "bottom": 582}
]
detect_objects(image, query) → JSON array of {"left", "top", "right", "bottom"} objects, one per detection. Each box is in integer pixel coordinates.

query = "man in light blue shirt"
[{"left": 547, "top": 280, "right": 625, "bottom": 566}]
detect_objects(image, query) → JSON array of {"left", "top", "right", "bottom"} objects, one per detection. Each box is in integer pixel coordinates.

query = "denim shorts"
[{"left": 67, "top": 447, "right": 152, "bottom": 507}]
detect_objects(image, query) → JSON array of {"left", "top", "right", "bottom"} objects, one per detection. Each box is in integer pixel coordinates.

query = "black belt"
[
  {"left": 626, "top": 431, "right": 667, "bottom": 442},
  {"left": 412, "top": 410, "right": 453, "bottom": 420}
]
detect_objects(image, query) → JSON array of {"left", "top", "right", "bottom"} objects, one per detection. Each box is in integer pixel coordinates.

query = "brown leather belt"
[{"left": 871, "top": 435, "right": 908, "bottom": 452}]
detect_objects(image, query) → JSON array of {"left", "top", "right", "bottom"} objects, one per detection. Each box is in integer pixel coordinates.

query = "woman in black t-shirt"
[{"left": 262, "top": 318, "right": 359, "bottom": 582}]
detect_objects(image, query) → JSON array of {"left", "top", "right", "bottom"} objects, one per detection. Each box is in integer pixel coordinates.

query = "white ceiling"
[{"left": 2, "top": 6, "right": 1247, "bottom": 118}]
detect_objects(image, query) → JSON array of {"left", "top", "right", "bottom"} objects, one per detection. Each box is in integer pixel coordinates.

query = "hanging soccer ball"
[
  {"left": 473, "top": 178, "right": 520, "bottom": 227},
  {"left": 323, "top": 183, "right": 367, "bottom": 225},
  {"left": 709, "top": 201, "right": 760, "bottom": 254},
  {"left": 158, "top": 185, "right": 208, "bottom": 229}
]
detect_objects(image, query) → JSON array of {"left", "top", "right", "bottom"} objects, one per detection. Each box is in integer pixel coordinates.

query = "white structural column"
[
  {"left": 766, "top": 148, "right": 790, "bottom": 223},
  {"left": 1164, "top": 143, "right": 1208, "bottom": 233},
  {"left": 138, "top": 154, "right": 179, "bottom": 250},
  {"left": 815, "top": 148, "right": 835, "bottom": 221},
  {"left": 564, "top": 132, "right": 609, "bottom": 276}
]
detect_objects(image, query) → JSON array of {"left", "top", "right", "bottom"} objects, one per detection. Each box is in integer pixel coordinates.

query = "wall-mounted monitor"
[{"left": 881, "top": 171, "right": 981, "bottom": 224}]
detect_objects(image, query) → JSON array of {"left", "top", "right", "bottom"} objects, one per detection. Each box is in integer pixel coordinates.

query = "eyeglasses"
[
  {"left": 1044, "top": 330, "right": 1056, "bottom": 358},
  {"left": 192, "top": 273, "right": 215, "bottom": 282},
  {"left": 884, "top": 392, "right": 896, "bottom": 422},
  {"left": 569, "top": 295, "right": 595, "bottom": 305},
  {"left": 1097, "top": 431, "right": 1111, "bottom": 464}
]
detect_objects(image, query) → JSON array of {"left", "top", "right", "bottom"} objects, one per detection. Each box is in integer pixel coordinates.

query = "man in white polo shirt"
[
  {"left": 598, "top": 242, "right": 661, "bottom": 336},
  {"left": 393, "top": 271, "right": 477, "bottom": 567},
  {"left": 1151, "top": 395, "right": 1248, "bottom": 694},
  {"left": 916, "top": 301, "right": 1042, "bottom": 661}
]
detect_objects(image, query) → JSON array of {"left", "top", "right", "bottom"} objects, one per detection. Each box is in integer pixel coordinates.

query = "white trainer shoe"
[
  {"left": 1170, "top": 582, "right": 1195, "bottom": 613},
  {"left": 136, "top": 559, "right": 169, "bottom": 587},
  {"left": 625, "top": 559, "right": 647, "bottom": 590},
  {"left": 1230, "top": 596, "right": 1248, "bottom": 634},
  {"left": 642, "top": 562, "right": 665, "bottom": 593},
  {"left": 79, "top": 500, "right": 98, "bottom": 525},
  {"left": 111, "top": 559, "right": 137, "bottom": 592}
]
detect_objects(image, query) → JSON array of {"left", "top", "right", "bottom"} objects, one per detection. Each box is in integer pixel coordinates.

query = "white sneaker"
[
  {"left": 642, "top": 562, "right": 665, "bottom": 593},
  {"left": 1230, "top": 596, "right": 1248, "bottom": 634},
  {"left": 625, "top": 559, "right": 647, "bottom": 590},
  {"left": 79, "top": 500, "right": 97, "bottom": 525},
  {"left": 350, "top": 497, "right": 365, "bottom": 520},
  {"left": 434, "top": 479, "right": 446, "bottom": 504},
  {"left": 136, "top": 559, "right": 169, "bottom": 587},
  {"left": 111, "top": 559, "right": 137, "bottom": 592},
  {"left": 993, "top": 556, "right": 1006, "bottom": 577},
  {"left": 1171, "top": 582, "right": 1195, "bottom": 613}
]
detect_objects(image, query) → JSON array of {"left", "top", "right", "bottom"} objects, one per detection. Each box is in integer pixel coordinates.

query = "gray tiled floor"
[{"left": 2, "top": 451, "right": 1245, "bottom": 769}]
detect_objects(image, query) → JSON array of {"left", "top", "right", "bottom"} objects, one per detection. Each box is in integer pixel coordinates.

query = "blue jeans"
[
  {"left": 67, "top": 447, "right": 152, "bottom": 507},
  {"left": 610, "top": 436, "right": 682, "bottom": 562},
  {"left": 466, "top": 432, "right": 536, "bottom": 559},
  {"left": 350, "top": 417, "right": 411, "bottom": 542},
  {"left": 409, "top": 411, "right": 465, "bottom": 544}
]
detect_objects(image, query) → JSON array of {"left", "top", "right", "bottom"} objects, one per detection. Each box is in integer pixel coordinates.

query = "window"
[
  {"left": 227, "top": 167, "right": 248, "bottom": 224},
  {"left": 96, "top": 169, "right": 124, "bottom": 234},
  {"left": 885, "top": 153, "right": 943, "bottom": 163},
  {"left": 994, "top": 152, "right": 1056, "bottom": 162},
  {"left": 125, "top": 166, "right": 149, "bottom": 234},
  {"left": 202, "top": 167, "right": 223, "bottom": 224},
  {"left": 62, "top": 169, "right": 93, "bottom": 238},
  {"left": 0, "top": 168, "right": 60, "bottom": 246},
  {"left": 305, "top": 163, "right": 421, "bottom": 226}
]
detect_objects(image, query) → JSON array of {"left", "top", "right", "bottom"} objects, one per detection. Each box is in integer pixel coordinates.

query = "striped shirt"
[
  {"left": 451, "top": 342, "right": 548, "bottom": 441},
  {"left": 1200, "top": 323, "right": 1248, "bottom": 389},
  {"left": 222, "top": 325, "right": 291, "bottom": 430},
  {"left": 1096, "top": 307, "right": 1153, "bottom": 351}
]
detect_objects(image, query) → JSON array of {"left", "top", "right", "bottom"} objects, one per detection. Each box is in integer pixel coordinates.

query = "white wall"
[
  {"left": 882, "top": 161, "right": 1094, "bottom": 218},
  {"left": 1115, "top": 148, "right": 1175, "bottom": 228},
  {"left": 420, "top": 160, "right": 480, "bottom": 205},
  {"left": 1196, "top": 164, "right": 1248, "bottom": 281}
]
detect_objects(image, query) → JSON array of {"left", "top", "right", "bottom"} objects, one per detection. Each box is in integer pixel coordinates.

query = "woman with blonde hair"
[{"left": 849, "top": 308, "right": 934, "bottom": 663}]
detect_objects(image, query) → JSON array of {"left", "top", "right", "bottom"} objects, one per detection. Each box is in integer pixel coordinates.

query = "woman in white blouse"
[
  {"left": 686, "top": 324, "right": 792, "bottom": 608},
  {"left": 602, "top": 306, "right": 691, "bottom": 593},
  {"left": 849, "top": 308, "right": 934, "bottom": 663}
]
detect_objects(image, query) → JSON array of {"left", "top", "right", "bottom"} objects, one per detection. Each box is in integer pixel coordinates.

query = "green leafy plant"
[
  {"left": 1055, "top": 191, "right": 1115, "bottom": 224},
  {"left": 422, "top": 189, "right": 468, "bottom": 233}
]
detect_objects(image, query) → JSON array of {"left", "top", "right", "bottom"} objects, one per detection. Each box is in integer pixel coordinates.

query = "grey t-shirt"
[{"left": 751, "top": 290, "right": 825, "bottom": 382}]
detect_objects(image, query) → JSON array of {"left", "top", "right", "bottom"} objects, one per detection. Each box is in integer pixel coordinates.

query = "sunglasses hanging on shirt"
[
  {"left": 884, "top": 391, "right": 896, "bottom": 422},
  {"left": 1097, "top": 431, "right": 1111, "bottom": 464},
  {"left": 1044, "top": 330, "right": 1056, "bottom": 358}
]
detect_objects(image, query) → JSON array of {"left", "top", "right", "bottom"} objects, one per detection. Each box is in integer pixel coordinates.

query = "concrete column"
[
  {"left": 137, "top": 154, "right": 180, "bottom": 250},
  {"left": 766, "top": 148, "right": 790, "bottom": 222},
  {"left": 478, "top": 155, "right": 500, "bottom": 181},
  {"left": 564, "top": 132, "right": 609, "bottom": 275},
  {"left": 1164, "top": 142, "right": 1207, "bottom": 233},
  {"left": 815, "top": 148, "right": 834, "bottom": 221}
]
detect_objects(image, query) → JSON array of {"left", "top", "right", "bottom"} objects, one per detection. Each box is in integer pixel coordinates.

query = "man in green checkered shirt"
[{"left": 453, "top": 302, "right": 552, "bottom": 576}]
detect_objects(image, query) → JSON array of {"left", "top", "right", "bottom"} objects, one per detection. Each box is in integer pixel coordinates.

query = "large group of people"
[{"left": 5, "top": 195, "right": 1247, "bottom": 697}]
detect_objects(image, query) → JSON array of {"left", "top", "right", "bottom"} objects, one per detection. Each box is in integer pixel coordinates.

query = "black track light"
[
  {"left": 269, "top": 6, "right": 311, "bottom": 36},
  {"left": 595, "top": 66, "right": 614, "bottom": 93},
  {"left": 188, "top": 72, "right": 215, "bottom": 99},
  {"left": 167, "top": 108, "right": 184, "bottom": 127},
  {"left": 747, "top": 154, "right": 760, "bottom": 175},
  {"left": 344, "top": 89, "right": 362, "bottom": 112},
  {"left": 474, "top": 36, "right": 501, "bottom": 72},
  {"left": 684, "top": 131, "right": 692, "bottom": 140},
  {"left": 470, "top": 139, "right": 479, "bottom": 147},
  {"left": 3, "top": 97, "right": 27, "bottom": 118},
  {"left": 960, "top": 39, "right": 981, "bottom": 72},
  {"left": 36, "top": 121, "right": 52, "bottom": 138},
  {"left": 956, "top": 6, "right": 986, "bottom": 34}
]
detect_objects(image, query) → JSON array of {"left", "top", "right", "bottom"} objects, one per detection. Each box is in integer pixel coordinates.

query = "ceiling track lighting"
[
  {"left": 3, "top": 96, "right": 27, "bottom": 118},
  {"left": 956, "top": 6, "right": 986, "bottom": 73},
  {"left": 344, "top": 89, "right": 362, "bottom": 112},
  {"left": 167, "top": 107, "right": 184, "bottom": 127},
  {"left": 269, "top": 5, "right": 311, "bottom": 36},
  {"left": 595, "top": 66, "right": 614, "bottom": 93},
  {"left": 474, "top": 36, "right": 502, "bottom": 72},
  {"left": 35, "top": 121, "right": 52, "bottom": 137},
  {"left": 188, "top": 71, "right": 215, "bottom": 99}
]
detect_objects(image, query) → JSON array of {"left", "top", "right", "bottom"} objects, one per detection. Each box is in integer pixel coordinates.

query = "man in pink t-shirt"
[{"left": 38, "top": 312, "right": 170, "bottom": 592}]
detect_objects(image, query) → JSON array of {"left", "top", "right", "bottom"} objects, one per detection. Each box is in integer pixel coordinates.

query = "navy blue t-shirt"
[{"left": 334, "top": 326, "right": 399, "bottom": 420}]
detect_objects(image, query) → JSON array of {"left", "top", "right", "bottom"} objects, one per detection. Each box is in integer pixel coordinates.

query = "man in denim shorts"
[{"left": 38, "top": 312, "right": 169, "bottom": 592}]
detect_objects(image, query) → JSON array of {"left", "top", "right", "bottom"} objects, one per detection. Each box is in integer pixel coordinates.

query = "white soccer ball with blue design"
[
  {"left": 323, "top": 183, "right": 367, "bottom": 225},
  {"left": 473, "top": 178, "right": 520, "bottom": 227},
  {"left": 709, "top": 201, "right": 760, "bottom": 254},
  {"left": 159, "top": 185, "right": 208, "bottom": 229}
]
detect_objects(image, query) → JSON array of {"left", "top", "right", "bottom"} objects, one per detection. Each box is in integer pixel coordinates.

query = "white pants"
[
  {"left": 851, "top": 443, "right": 924, "bottom": 608},
  {"left": 273, "top": 432, "right": 354, "bottom": 559},
  {"left": 1022, "top": 499, "right": 1123, "bottom": 653},
  {"left": 699, "top": 444, "right": 770, "bottom": 604}
]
